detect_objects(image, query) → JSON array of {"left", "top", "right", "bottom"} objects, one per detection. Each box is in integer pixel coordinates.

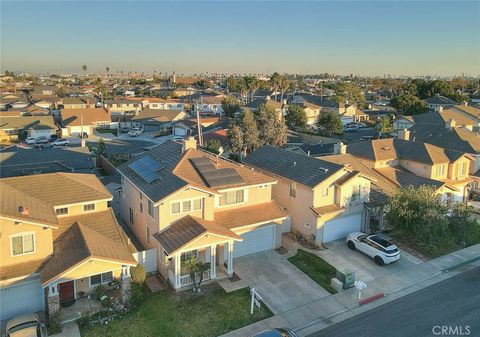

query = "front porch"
[
  {"left": 59, "top": 296, "right": 104, "bottom": 323},
  {"left": 165, "top": 241, "right": 235, "bottom": 290}
]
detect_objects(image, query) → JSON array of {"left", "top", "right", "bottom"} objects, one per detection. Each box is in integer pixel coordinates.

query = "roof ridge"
[{"left": 58, "top": 172, "right": 111, "bottom": 197}]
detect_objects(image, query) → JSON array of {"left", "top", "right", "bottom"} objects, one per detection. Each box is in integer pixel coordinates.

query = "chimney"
[
  {"left": 462, "top": 101, "right": 468, "bottom": 106},
  {"left": 398, "top": 128, "right": 411, "bottom": 141},
  {"left": 182, "top": 136, "right": 197, "bottom": 152},
  {"left": 18, "top": 206, "right": 29, "bottom": 216},
  {"left": 334, "top": 142, "right": 347, "bottom": 155},
  {"left": 445, "top": 119, "right": 456, "bottom": 130}
]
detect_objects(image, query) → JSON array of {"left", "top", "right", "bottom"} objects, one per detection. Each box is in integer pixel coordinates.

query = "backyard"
[
  {"left": 80, "top": 285, "right": 272, "bottom": 337},
  {"left": 288, "top": 249, "right": 338, "bottom": 294}
]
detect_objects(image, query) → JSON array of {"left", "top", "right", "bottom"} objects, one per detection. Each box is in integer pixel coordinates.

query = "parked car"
[
  {"left": 173, "top": 136, "right": 184, "bottom": 142},
  {"left": 360, "top": 135, "right": 374, "bottom": 141},
  {"left": 128, "top": 127, "right": 143, "bottom": 137},
  {"left": 6, "top": 312, "right": 47, "bottom": 337},
  {"left": 253, "top": 328, "right": 298, "bottom": 337},
  {"left": 343, "top": 126, "right": 359, "bottom": 133},
  {"left": 357, "top": 122, "right": 368, "bottom": 128},
  {"left": 25, "top": 137, "right": 36, "bottom": 145},
  {"left": 35, "top": 136, "right": 49, "bottom": 144},
  {"left": 50, "top": 134, "right": 59, "bottom": 142},
  {"left": 347, "top": 232, "right": 400, "bottom": 266},
  {"left": 121, "top": 126, "right": 131, "bottom": 133},
  {"left": 52, "top": 138, "right": 70, "bottom": 147}
]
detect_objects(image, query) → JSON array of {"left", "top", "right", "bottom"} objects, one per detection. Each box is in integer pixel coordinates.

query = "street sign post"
[{"left": 250, "top": 287, "right": 263, "bottom": 314}]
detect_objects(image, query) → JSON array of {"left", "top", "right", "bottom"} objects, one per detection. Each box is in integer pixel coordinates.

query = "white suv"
[{"left": 347, "top": 232, "right": 400, "bottom": 265}]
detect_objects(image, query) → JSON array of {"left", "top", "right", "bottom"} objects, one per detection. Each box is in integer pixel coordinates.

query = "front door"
[{"left": 59, "top": 281, "right": 75, "bottom": 302}]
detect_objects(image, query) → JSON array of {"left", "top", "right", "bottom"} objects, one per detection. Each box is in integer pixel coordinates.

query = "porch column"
[
  {"left": 227, "top": 241, "right": 234, "bottom": 277},
  {"left": 174, "top": 253, "right": 181, "bottom": 289},
  {"left": 47, "top": 282, "right": 60, "bottom": 315},
  {"left": 121, "top": 265, "right": 132, "bottom": 305},
  {"left": 210, "top": 245, "right": 216, "bottom": 280}
]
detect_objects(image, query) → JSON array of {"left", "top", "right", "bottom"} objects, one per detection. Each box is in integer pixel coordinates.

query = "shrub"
[
  {"left": 93, "top": 284, "right": 108, "bottom": 300},
  {"left": 130, "top": 283, "right": 144, "bottom": 309},
  {"left": 47, "top": 312, "right": 62, "bottom": 335},
  {"left": 130, "top": 264, "right": 146, "bottom": 284}
]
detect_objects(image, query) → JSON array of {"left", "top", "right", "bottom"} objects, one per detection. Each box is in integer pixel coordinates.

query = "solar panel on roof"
[
  {"left": 128, "top": 156, "right": 164, "bottom": 183},
  {"left": 190, "top": 157, "right": 244, "bottom": 187}
]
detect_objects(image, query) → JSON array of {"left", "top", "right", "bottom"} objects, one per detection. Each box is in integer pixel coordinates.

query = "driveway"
[
  {"left": 233, "top": 250, "right": 331, "bottom": 314},
  {"left": 318, "top": 239, "right": 423, "bottom": 283}
]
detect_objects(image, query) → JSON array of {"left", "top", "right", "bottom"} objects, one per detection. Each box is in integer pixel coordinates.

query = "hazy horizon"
[{"left": 1, "top": 1, "right": 479, "bottom": 77}]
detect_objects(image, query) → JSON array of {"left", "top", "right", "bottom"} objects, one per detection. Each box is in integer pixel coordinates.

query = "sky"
[{"left": 1, "top": 1, "right": 479, "bottom": 76}]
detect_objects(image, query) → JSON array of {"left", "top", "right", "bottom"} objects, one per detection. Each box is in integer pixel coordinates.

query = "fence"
[
  {"left": 132, "top": 248, "right": 158, "bottom": 273},
  {"left": 99, "top": 154, "right": 119, "bottom": 176}
]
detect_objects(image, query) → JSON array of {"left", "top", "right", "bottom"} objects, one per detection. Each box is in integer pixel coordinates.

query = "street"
[{"left": 308, "top": 266, "right": 480, "bottom": 337}]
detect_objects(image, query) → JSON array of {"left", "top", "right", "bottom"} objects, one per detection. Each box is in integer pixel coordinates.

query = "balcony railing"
[{"left": 179, "top": 269, "right": 211, "bottom": 287}]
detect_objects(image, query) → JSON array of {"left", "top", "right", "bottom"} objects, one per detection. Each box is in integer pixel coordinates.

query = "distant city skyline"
[{"left": 1, "top": 1, "right": 479, "bottom": 76}]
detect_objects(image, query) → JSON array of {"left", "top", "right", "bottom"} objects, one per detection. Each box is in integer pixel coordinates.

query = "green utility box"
[{"left": 336, "top": 269, "right": 355, "bottom": 289}]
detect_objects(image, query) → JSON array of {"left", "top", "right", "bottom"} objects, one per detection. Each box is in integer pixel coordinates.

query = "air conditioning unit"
[{"left": 336, "top": 269, "right": 355, "bottom": 289}]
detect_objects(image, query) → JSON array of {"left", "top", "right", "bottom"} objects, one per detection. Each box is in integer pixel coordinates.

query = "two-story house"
[
  {"left": 117, "top": 138, "right": 288, "bottom": 290},
  {"left": 244, "top": 145, "right": 373, "bottom": 246},
  {"left": 104, "top": 99, "right": 142, "bottom": 114},
  {"left": 0, "top": 173, "right": 136, "bottom": 321},
  {"left": 194, "top": 95, "right": 225, "bottom": 116}
]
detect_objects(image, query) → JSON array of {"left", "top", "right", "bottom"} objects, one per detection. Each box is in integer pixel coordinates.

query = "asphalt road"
[{"left": 308, "top": 266, "right": 480, "bottom": 337}]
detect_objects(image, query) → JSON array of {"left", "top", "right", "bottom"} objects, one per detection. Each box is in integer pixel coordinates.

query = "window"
[
  {"left": 148, "top": 199, "right": 154, "bottom": 218},
  {"left": 436, "top": 164, "right": 445, "bottom": 176},
  {"left": 83, "top": 203, "right": 95, "bottom": 212},
  {"left": 55, "top": 207, "right": 68, "bottom": 216},
  {"left": 90, "top": 271, "right": 113, "bottom": 286},
  {"left": 139, "top": 192, "right": 143, "bottom": 200},
  {"left": 140, "top": 203, "right": 143, "bottom": 213},
  {"left": 351, "top": 185, "right": 362, "bottom": 201},
  {"left": 258, "top": 184, "right": 268, "bottom": 189},
  {"left": 459, "top": 162, "right": 466, "bottom": 175},
  {"left": 146, "top": 226, "right": 151, "bottom": 245},
  {"left": 289, "top": 181, "right": 297, "bottom": 198},
  {"left": 11, "top": 233, "right": 35, "bottom": 256},
  {"left": 171, "top": 202, "right": 181, "bottom": 214},
  {"left": 323, "top": 187, "right": 329, "bottom": 197},
  {"left": 192, "top": 199, "right": 202, "bottom": 210},
  {"left": 181, "top": 250, "right": 198, "bottom": 262},
  {"left": 182, "top": 200, "right": 192, "bottom": 212},
  {"left": 129, "top": 207, "right": 134, "bottom": 224},
  {"left": 220, "top": 190, "right": 244, "bottom": 206}
]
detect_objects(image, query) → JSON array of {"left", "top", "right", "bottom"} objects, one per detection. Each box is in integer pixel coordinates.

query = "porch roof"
[
  {"left": 213, "top": 201, "right": 287, "bottom": 229},
  {"left": 40, "top": 222, "right": 136, "bottom": 285},
  {"left": 154, "top": 215, "right": 242, "bottom": 255}
]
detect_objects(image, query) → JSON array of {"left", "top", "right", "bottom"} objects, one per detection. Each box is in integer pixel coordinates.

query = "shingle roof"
[
  {"left": 213, "top": 201, "right": 287, "bottom": 229},
  {"left": 244, "top": 145, "right": 344, "bottom": 188},
  {"left": 60, "top": 108, "right": 111, "bottom": 127},
  {"left": 154, "top": 215, "right": 241, "bottom": 255},
  {"left": 131, "top": 109, "right": 185, "bottom": 123},
  {"left": 425, "top": 94, "right": 456, "bottom": 105},
  {"left": 311, "top": 204, "right": 345, "bottom": 216},
  {"left": 375, "top": 167, "right": 445, "bottom": 190},
  {"left": 0, "top": 115, "right": 56, "bottom": 130},
  {"left": 40, "top": 222, "right": 136, "bottom": 285},
  {"left": 245, "top": 98, "right": 283, "bottom": 110},
  {"left": 0, "top": 259, "right": 45, "bottom": 281}
]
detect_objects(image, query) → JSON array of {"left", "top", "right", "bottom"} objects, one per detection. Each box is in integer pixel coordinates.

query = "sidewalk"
[{"left": 220, "top": 244, "right": 480, "bottom": 337}]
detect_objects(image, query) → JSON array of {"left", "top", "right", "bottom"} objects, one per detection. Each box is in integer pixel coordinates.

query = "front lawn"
[
  {"left": 80, "top": 285, "right": 272, "bottom": 337},
  {"left": 288, "top": 249, "right": 337, "bottom": 294}
]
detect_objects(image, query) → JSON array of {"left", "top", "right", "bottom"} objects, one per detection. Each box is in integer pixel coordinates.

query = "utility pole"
[
  {"left": 196, "top": 107, "right": 203, "bottom": 147},
  {"left": 80, "top": 113, "right": 86, "bottom": 148}
]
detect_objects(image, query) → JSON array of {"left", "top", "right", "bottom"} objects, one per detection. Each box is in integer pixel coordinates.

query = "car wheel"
[
  {"left": 347, "top": 241, "right": 355, "bottom": 250},
  {"left": 374, "top": 256, "right": 384, "bottom": 266}
]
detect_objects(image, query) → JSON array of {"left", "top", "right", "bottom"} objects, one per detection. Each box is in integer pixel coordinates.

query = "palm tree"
[
  {"left": 184, "top": 256, "right": 210, "bottom": 292},
  {"left": 278, "top": 75, "right": 291, "bottom": 102},
  {"left": 81, "top": 64, "right": 87, "bottom": 77},
  {"left": 270, "top": 72, "right": 281, "bottom": 101}
]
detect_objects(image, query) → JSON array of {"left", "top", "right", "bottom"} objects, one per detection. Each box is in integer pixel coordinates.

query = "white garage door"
[
  {"left": 233, "top": 225, "right": 275, "bottom": 258},
  {"left": 174, "top": 126, "right": 186, "bottom": 136},
  {"left": 323, "top": 213, "right": 362, "bottom": 243},
  {"left": 0, "top": 278, "right": 45, "bottom": 321}
]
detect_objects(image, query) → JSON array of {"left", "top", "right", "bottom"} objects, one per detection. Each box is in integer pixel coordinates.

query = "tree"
[
  {"left": 184, "top": 256, "right": 210, "bottom": 292},
  {"left": 243, "top": 75, "right": 259, "bottom": 102},
  {"left": 227, "top": 124, "right": 244, "bottom": 155},
  {"left": 285, "top": 104, "right": 308, "bottom": 131},
  {"left": 332, "top": 82, "right": 365, "bottom": 108},
  {"left": 221, "top": 95, "right": 241, "bottom": 117},
  {"left": 270, "top": 72, "right": 281, "bottom": 101},
  {"left": 277, "top": 74, "right": 291, "bottom": 102},
  {"left": 240, "top": 109, "right": 260, "bottom": 152},
  {"left": 97, "top": 138, "right": 107, "bottom": 157},
  {"left": 376, "top": 117, "right": 393, "bottom": 137},
  {"left": 81, "top": 64, "right": 87, "bottom": 76},
  {"left": 317, "top": 111, "right": 343, "bottom": 136},
  {"left": 390, "top": 94, "right": 428, "bottom": 115},
  {"left": 130, "top": 264, "right": 146, "bottom": 284}
]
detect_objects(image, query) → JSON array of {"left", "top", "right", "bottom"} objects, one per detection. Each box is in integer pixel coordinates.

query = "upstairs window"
[
  {"left": 171, "top": 198, "right": 202, "bottom": 214},
  {"left": 148, "top": 199, "right": 155, "bottom": 218},
  {"left": 220, "top": 190, "right": 244, "bottom": 206},
  {"left": 289, "top": 181, "right": 297, "bottom": 198},
  {"left": 55, "top": 207, "right": 68, "bottom": 216},
  {"left": 83, "top": 203, "right": 95, "bottom": 212},
  {"left": 11, "top": 233, "right": 35, "bottom": 256},
  {"left": 459, "top": 162, "right": 466, "bottom": 175},
  {"left": 436, "top": 165, "right": 446, "bottom": 176}
]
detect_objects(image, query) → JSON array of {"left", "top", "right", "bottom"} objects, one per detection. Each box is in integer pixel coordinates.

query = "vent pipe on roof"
[{"left": 293, "top": 161, "right": 297, "bottom": 167}]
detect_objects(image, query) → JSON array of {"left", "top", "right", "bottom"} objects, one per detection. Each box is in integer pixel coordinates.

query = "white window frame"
[
  {"left": 436, "top": 164, "right": 445, "bottom": 176},
  {"left": 83, "top": 203, "right": 96, "bottom": 212},
  {"left": 181, "top": 250, "right": 198, "bottom": 262},
  {"left": 170, "top": 197, "right": 203, "bottom": 215},
  {"left": 55, "top": 207, "right": 69, "bottom": 216},
  {"left": 89, "top": 271, "right": 114, "bottom": 287},
  {"left": 10, "top": 232, "right": 36, "bottom": 256},
  {"left": 148, "top": 199, "right": 155, "bottom": 219},
  {"left": 218, "top": 189, "right": 246, "bottom": 207}
]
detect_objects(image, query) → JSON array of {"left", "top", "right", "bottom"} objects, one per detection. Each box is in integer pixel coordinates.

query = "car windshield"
[{"left": 9, "top": 321, "right": 37, "bottom": 333}]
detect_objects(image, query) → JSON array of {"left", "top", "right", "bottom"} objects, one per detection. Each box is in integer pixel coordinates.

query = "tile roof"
[
  {"left": 425, "top": 94, "right": 456, "bottom": 105},
  {"left": 0, "top": 259, "right": 45, "bottom": 281},
  {"left": 0, "top": 115, "right": 56, "bottom": 130},
  {"left": 375, "top": 167, "right": 445, "bottom": 190},
  {"left": 40, "top": 221, "right": 136, "bottom": 285},
  {"left": 245, "top": 98, "right": 283, "bottom": 110},
  {"left": 213, "top": 201, "right": 287, "bottom": 229},
  {"left": 154, "top": 215, "right": 241, "bottom": 254},
  {"left": 60, "top": 108, "right": 111, "bottom": 127},
  {"left": 244, "top": 145, "right": 344, "bottom": 188},
  {"left": 333, "top": 171, "right": 360, "bottom": 186},
  {"left": 311, "top": 204, "right": 345, "bottom": 216},
  {"left": 131, "top": 109, "right": 185, "bottom": 122}
]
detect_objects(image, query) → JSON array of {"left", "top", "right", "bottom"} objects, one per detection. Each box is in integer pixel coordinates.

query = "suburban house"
[
  {"left": 244, "top": 145, "right": 373, "bottom": 246},
  {"left": 129, "top": 109, "right": 187, "bottom": 132},
  {"left": 146, "top": 98, "right": 185, "bottom": 111},
  {"left": 193, "top": 95, "right": 225, "bottom": 116},
  {"left": 58, "top": 97, "right": 96, "bottom": 110},
  {"left": 0, "top": 173, "right": 136, "bottom": 321},
  {"left": 425, "top": 94, "right": 457, "bottom": 110},
  {"left": 104, "top": 99, "right": 142, "bottom": 114},
  {"left": 117, "top": 138, "right": 288, "bottom": 290},
  {"left": 172, "top": 117, "right": 221, "bottom": 137},
  {"left": 244, "top": 97, "right": 286, "bottom": 118},
  {"left": 0, "top": 115, "right": 57, "bottom": 142},
  {"left": 345, "top": 137, "right": 473, "bottom": 202},
  {"left": 0, "top": 96, "right": 30, "bottom": 110},
  {"left": 59, "top": 108, "right": 112, "bottom": 137}
]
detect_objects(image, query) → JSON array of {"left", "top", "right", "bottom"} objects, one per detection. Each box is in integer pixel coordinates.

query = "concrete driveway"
[
  {"left": 233, "top": 250, "right": 330, "bottom": 314},
  {"left": 318, "top": 239, "right": 423, "bottom": 283}
]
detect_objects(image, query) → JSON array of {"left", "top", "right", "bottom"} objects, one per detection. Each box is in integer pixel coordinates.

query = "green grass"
[
  {"left": 288, "top": 249, "right": 338, "bottom": 294},
  {"left": 95, "top": 128, "right": 118, "bottom": 136},
  {"left": 80, "top": 285, "right": 272, "bottom": 337}
]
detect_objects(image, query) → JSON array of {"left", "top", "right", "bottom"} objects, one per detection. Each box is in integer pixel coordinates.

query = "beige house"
[
  {"left": 0, "top": 115, "right": 57, "bottom": 143},
  {"left": 244, "top": 145, "right": 373, "bottom": 246},
  {"left": 59, "top": 108, "right": 112, "bottom": 137},
  {"left": 117, "top": 138, "right": 288, "bottom": 290},
  {"left": 0, "top": 173, "right": 136, "bottom": 321}
]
